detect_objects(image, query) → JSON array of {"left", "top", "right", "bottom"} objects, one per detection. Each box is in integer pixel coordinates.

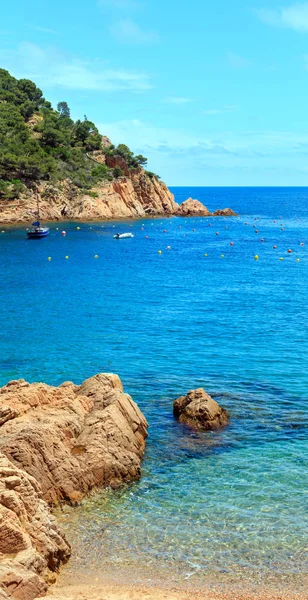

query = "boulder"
[
  {"left": 213, "top": 208, "right": 237, "bottom": 216},
  {"left": 0, "top": 373, "right": 148, "bottom": 505},
  {"left": 177, "top": 198, "right": 211, "bottom": 216},
  {"left": 173, "top": 388, "right": 229, "bottom": 431}
]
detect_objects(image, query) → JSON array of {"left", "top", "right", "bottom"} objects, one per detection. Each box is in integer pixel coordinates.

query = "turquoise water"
[{"left": 1, "top": 187, "right": 307, "bottom": 589}]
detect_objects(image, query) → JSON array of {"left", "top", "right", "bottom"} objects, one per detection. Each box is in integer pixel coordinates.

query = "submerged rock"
[
  {"left": 173, "top": 388, "right": 229, "bottom": 431},
  {"left": 0, "top": 373, "right": 148, "bottom": 599}
]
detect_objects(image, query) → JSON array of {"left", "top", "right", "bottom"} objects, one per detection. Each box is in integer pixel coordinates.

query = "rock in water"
[
  {"left": 0, "top": 373, "right": 148, "bottom": 599},
  {"left": 173, "top": 388, "right": 229, "bottom": 431},
  {"left": 176, "top": 198, "right": 211, "bottom": 216},
  {"left": 212, "top": 208, "right": 237, "bottom": 216}
]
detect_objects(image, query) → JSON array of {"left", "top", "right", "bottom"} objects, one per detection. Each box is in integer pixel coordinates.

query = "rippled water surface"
[{"left": 1, "top": 187, "right": 307, "bottom": 589}]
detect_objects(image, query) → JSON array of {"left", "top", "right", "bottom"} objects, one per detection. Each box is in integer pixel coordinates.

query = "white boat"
[{"left": 113, "top": 233, "right": 134, "bottom": 239}]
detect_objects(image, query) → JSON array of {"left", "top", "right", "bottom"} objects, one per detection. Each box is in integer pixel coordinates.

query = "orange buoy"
[
  {"left": 215, "top": 232, "right": 219, "bottom": 235},
  {"left": 255, "top": 230, "right": 259, "bottom": 233},
  {"left": 281, "top": 228, "right": 284, "bottom": 231},
  {"left": 145, "top": 235, "right": 149, "bottom": 239},
  {"left": 300, "top": 242, "right": 304, "bottom": 247},
  {"left": 163, "top": 229, "right": 167, "bottom": 233},
  {"left": 273, "top": 245, "right": 277, "bottom": 249},
  {"left": 261, "top": 238, "right": 265, "bottom": 242},
  {"left": 287, "top": 249, "right": 293, "bottom": 253},
  {"left": 230, "top": 242, "right": 234, "bottom": 246},
  {"left": 61, "top": 231, "right": 66, "bottom": 236}
]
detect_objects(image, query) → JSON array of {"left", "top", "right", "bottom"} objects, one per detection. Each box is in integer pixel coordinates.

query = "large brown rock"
[
  {"left": 0, "top": 374, "right": 148, "bottom": 505},
  {"left": 173, "top": 388, "right": 229, "bottom": 431},
  {"left": 0, "top": 374, "right": 148, "bottom": 599},
  {"left": 176, "top": 198, "right": 211, "bottom": 216},
  {"left": 0, "top": 453, "right": 70, "bottom": 600}
]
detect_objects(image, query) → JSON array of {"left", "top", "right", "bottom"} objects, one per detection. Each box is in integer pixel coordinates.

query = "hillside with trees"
[{"left": 0, "top": 69, "right": 157, "bottom": 201}]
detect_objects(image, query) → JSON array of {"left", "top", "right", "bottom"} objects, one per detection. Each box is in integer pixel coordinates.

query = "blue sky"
[{"left": 2, "top": 0, "right": 308, "bottom": 185}]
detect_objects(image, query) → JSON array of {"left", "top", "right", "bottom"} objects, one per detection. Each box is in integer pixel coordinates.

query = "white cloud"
[
  {"left": 110, "top": 18, "right": 157, "bottom": 44},
  {"left": 164, "top": 96, "right": 192, "bottom": 104},
  {"left": 0, "top": 42, "right": 152, "bottom": 91},
  {"left": 257, "top": 3, "right": 308, "bottom": 32},
  {"left": 227, "top": 52, "right": 251, "bottom": 68}
]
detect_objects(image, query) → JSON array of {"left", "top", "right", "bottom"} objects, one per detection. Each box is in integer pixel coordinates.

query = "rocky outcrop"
[
  {"left": 176, "top": 198, "right": 237, "bottom": 218},
  {"left": 0, "top": 374, "right": 148, "bottom": 599},
  {"left": 176, "top": 198, "right": 211, "bottom": 216},
  {"left": 213, "top": 208, "right": 237, "bottom": 217},
  {"left": 0, "top": 454, "right": 71, "bottom": 600},
  {"left": 0, "top": 171, "right": 179, "bottom": 224},
  {"left": 173, "top": 388, "right": 229, "bottom": 431},
  {"left": 0, "top": 374, "right": 148, "bottom": 505}
]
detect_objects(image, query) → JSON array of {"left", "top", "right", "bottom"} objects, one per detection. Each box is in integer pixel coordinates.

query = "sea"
[{"left": 0, "top": 187, "right": 307, "bottom": 593}]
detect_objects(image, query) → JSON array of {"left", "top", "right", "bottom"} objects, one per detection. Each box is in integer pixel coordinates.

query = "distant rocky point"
[
  {"left": 0, "top": 374, "right": 148, "bottom": 599},
  {"left": 176, "top": 197, "right": 237, "bottom": 217},
  {"left": 174, "top": 388, "right": 230, "bottom": 431}
]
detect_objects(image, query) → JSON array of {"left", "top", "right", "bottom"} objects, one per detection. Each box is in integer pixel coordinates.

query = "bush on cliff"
[{"left": 0, "top": 69, "right": 150, "bottom": 200}]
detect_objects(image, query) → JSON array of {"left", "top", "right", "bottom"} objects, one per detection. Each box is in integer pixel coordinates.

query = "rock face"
[
  {"left": 0, "top": 172, "right": 179, "bottom": 224},
  {"left": 0, "top": 374, "right": 148, "bottom": 599},
  {"left": 176, "top": 198, "right": 211, "bottom": 216},
  {"left": 0, "top": 454, "right": 71, "bottom": 600},
  {"left": 0, "top": 374, "right": 148, "bottom": 505},
  {"left": 173, "top": 388, "right": 229, "bottom": 431}
]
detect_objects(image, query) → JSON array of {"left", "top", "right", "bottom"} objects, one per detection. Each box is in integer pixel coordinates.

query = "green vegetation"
[{"left": 0, "top": 69, "right": 155, "bottom": 201}]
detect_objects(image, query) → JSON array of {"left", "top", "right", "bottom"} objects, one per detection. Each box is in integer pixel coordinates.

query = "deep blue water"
[{"left": 0, "top": 187, "right": 307, "bottom": 589}]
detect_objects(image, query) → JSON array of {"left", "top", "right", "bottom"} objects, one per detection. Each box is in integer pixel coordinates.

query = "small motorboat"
[
  {"left": 27, "top": 190, "right": 49, "bottom": 238},
  {"left": 113, "top": 232, "right": 134, "bottom": 239}
]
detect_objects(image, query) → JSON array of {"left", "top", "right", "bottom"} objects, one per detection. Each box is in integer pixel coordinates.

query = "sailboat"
[{"left": 27, "top": 190, "right": 50, "bottom": 238}]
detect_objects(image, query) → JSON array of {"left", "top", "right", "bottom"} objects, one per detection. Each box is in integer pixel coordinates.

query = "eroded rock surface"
[
  {"left": 173, "top": 388, "right": 229, "bottom": 431},
  {"left": 0, "top": 374, "right": 148, "bottom": 599},
  {"left": 176, "top": 198, "right": 211, "bottom": 216},
  {"left": 0, "top": 453, "right": 71, "bottom": 600}
]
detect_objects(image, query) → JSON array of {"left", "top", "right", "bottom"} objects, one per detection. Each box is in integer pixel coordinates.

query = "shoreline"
[{"left": 45, "top": 579, "right": 308, "bottom": 600}]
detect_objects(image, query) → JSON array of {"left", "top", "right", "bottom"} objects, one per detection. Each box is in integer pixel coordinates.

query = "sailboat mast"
[{"left": 36, "top": 188, "right": 40, "bottom": 222}]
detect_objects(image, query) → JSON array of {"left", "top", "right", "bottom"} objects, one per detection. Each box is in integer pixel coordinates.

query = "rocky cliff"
[
  {"left": 0, "top": 374, "right": 148, "bottom": 599},
  {"left": 0, "top": 171, "right": 179, "bottom": 224}
]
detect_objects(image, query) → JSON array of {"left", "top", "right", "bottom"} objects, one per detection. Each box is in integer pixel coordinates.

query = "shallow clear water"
[{"left": 1, "top": 187, "right": 307, "bottom": 588}]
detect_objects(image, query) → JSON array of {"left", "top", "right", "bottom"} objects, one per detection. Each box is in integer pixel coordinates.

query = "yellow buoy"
[
  {"left": 94, "top": 254, "right": 99, "bottom": 259},
  {"left": 77, "top": 226, "right": 80, "bottom": 230},
  {"left": 204, "top": 253, "right": 208, "bottom": 256},
  {"left": 47, "top": 257, "right": 51, "bottom": 261},
  {"left": 254, "top": 255, "right": 259, "bottom": 260},
  {"left": 279, "top": 257, "right": 284, "bottom": 261},
  {"left": 1, "top": 230, "right": 5, "bottom": 233},
  {"left": 296, "top": 258, "right": 300, "bottom": 262},
  {"left": 56, "top": 227, "right": 59, "bottom": 231},
  {"left": 65, "top": 255, "right": 69, "bottom": 259},
  {"left": 158, "top": 250, "right": 162, "bottom": 254},
  {"left": 221, "top": 254, "right": 225, "bottom": 258}
]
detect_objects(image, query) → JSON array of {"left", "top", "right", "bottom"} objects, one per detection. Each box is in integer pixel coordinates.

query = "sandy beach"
[{"left": 44, "top": 582, "right": 308, "bottom": 600}]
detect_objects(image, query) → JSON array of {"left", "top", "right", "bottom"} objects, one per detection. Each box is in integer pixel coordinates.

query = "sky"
[{"left": 2, "top": 0, "right": 308, "bottom": 185}]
